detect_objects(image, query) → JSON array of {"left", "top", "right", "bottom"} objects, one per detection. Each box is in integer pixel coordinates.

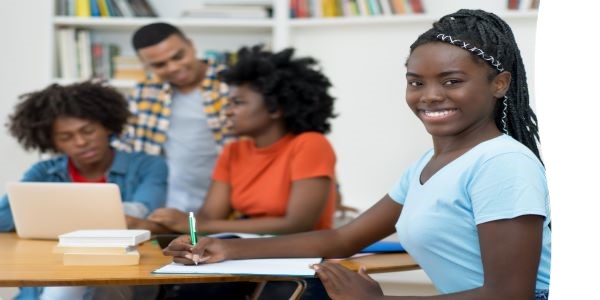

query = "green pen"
[{"left": 188, "top": 212, "right": 197, "bottom": 245}]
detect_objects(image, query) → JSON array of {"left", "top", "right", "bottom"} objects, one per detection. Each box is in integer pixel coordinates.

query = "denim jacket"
[{"left": 0, "top": 149, "right": 168, "bottom": 232}]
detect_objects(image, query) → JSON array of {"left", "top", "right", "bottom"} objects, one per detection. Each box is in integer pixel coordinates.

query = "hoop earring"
[{"left": 501, "top": 96, "right": 509, "bottom": 134}]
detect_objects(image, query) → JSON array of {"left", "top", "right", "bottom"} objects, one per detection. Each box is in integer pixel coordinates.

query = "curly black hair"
[
  {"left": 409, "top": 9, "right": 542, "bottom": 163},
  {"left": 7, "top": 82, "right": 130, "bottom": 153},
  {"left": 220, "top": 45, "right": 336, "bottom": 134}
]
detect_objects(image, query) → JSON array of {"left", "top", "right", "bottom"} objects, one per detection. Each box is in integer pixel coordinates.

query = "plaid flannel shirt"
[{"left": 113, "top": 60, "right": 235, "bottom": 155}]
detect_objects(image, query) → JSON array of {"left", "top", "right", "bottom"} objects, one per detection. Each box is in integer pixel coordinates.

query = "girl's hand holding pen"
[{"left": 163, "top": 235, "right": 227, "bottom": 265}]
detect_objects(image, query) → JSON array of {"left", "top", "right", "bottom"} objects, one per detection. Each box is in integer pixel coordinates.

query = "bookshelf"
[
  {"left": 288, "top": 10, "right": 537, "bottom": 27},
  {"left": 50, "top": 0, "right": 537, "bottom": 89},
  {"left": 53, "top": 17, "right": 276, "bottom": 30},
  {"left": 51, "top": 0, "right": 285, "bottom": 88}
]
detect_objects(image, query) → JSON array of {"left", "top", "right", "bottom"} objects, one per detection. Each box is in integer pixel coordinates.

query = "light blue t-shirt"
[
  {"left": 389, "top": 135, "right": 551, "bottom": 294},
  {"left": 164, "top": 89, "right": 218, "bottom": 213}
]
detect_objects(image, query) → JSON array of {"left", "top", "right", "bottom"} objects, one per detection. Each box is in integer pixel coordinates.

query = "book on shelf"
[
  {"left": 290, "top": 0, "right": 425, "bottom": 19},
  {"left": 76, "top": 0, "right": 91, "bottom": 17},
  {"left": 128, "top": 0, "right": 157, "bottom": 17},
  {"left": 63, "top": 248, "right": 141, "bottom": 265},
  {"left": 321, "top": 0, "right": 341, "bottom": 17},
  {"left": 97, "top": 0, "right": 111, "bottom": 17},
  {"left": 408, "top": 0, "right": 423, "bottom": 13},
  {"left": 92, "top": 42, "right": 120, "bottom": 79},
  {"left": 76, "top": 30, "right": 93, "bottom": 79},
  {"left": 204, "top": 50, "right": 239, "bottom": 68},
  {"left": 57, "top": 28, "right": 78, "bottom": 79},
  {"left": 507, "top": 0, "right": 540, "bottom": 10},
  {"left": 91, "top": 42, "right": 120, "bottom": 79},
  {"left": 55, "top": 0, "right": 156, "bottom": 17},
  {"left": 379, "top": 0, "right": 393, "bottom": 16},
  {"left": 356, "top": 0, "right": 369, "bottom": 16},
  {"left": 367, "top": 0, "right": 382, "bottom": 16},
  {"left": 181, "top": 4, "right": 271, "bottom": 19},
  {"left": 507, "top": 0, "right": 519, "bottom": 10},
  {"left": 58, "top": 229, "right": 151, "bottom": 247},
  {"left": 113, "top": 0, "right": 134, "bottom": 17},
  {"left": 90, "top": 0, "right": 101, "bottom": 17},
  {"left": 390, "top": 0, "right": 405, "bottom": 14},
  {"left": 57, "top": 28, "right": 121, "bottom": 80}
]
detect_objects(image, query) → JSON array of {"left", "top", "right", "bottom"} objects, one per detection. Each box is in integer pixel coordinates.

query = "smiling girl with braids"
[{"left": 164, "top": 9, "right": 551, "bottom": 300}]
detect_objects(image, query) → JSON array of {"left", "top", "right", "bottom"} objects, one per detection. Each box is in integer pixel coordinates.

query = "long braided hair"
[{"left": 410, "top": 9, "right": 542, "bottom": 163}]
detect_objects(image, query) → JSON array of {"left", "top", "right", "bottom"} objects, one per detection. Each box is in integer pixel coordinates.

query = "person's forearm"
[
  {"left": 198, "top": 217, "right": 314, "bottom": 235},
  {"left": 143, "top": 222, "right": 174, "bottom": 234},
  {"left": 127, "top": 216, "right": 173, "bottom": 234},
  {"left": 221, "top": 229, "right": 356, "bottom": 260}
]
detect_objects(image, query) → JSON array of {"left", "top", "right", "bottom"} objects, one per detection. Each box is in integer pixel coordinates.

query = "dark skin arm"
[
  {"left": 163, "top": 195, "right": 401, "bottom": 263},
  {"left": 313, "top": 215, "right": 545, "bottom": 300},
  {"left": 150, "top": 177, "right": 334, "bottom": 234},
  {"left": 125, "top": 215, "right": 172, "bottom": 234}
]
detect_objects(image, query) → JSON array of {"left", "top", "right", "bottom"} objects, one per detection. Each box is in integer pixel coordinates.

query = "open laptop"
[{"left": 6, "top": 182, "right": 127, "bottom": 239}]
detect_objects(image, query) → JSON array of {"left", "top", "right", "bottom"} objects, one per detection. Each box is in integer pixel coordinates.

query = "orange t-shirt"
[{"left": 212, "top": 132, "right": 336, "bottom": 230}]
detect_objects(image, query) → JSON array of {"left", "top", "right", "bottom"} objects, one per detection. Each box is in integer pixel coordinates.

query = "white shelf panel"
[
  {"left": 53, "top": 78, "right": 137, "bottom": 89},
  {"left": 53, "top": 17, "right": 275, "bottom": 30},
  {"left": 289, "top": 11, "right": 537, "bottom": 28}
]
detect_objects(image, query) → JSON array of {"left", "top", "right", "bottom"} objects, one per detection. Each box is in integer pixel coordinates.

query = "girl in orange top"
[{"left": 149, "top": 45, "right": 337, "bottom": 234}]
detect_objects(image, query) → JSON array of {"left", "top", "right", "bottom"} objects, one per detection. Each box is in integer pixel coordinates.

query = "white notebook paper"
[{"left": 153, "top": 257, "right": 322, "bottom": 277}]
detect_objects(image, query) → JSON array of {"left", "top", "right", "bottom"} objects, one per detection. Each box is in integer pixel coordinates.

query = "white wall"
[
  {"left": 0, "top": 2, "right": 53, "bottom": 299},
  {"left": 0, "top": 0, "right": 53, "bottom": 195}
]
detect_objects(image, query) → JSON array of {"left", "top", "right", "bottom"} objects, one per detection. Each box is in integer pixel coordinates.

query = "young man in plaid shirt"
[{"left": 114, "top": 23, "right": 235, "bottom": 233}]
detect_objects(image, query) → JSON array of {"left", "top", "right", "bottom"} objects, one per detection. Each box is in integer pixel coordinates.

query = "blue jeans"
[{"left": 535, "top": 289, "right": 549, "bottom": 300}]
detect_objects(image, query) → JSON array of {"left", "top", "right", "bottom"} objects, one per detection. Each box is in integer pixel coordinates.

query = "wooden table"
[{"left": 0, "top": 233, "right": 419, "bottom": 287}]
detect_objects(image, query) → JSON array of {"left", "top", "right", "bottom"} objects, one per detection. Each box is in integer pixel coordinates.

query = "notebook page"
[{"left": 153, "top": 257, "right": 322, "bottom": 277}]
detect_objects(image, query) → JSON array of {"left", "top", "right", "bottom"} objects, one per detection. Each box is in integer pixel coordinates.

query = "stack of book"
[
  {"left": 55, "top": 229, "right": 151, "bottom": 266},
  {"left": 112, "top": 56, "right": 147, "bottom": 81}
]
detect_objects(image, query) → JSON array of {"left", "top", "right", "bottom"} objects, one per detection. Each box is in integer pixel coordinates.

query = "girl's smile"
[{"left": 406, "top": 42, "right": 504, "bottom": 140}]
